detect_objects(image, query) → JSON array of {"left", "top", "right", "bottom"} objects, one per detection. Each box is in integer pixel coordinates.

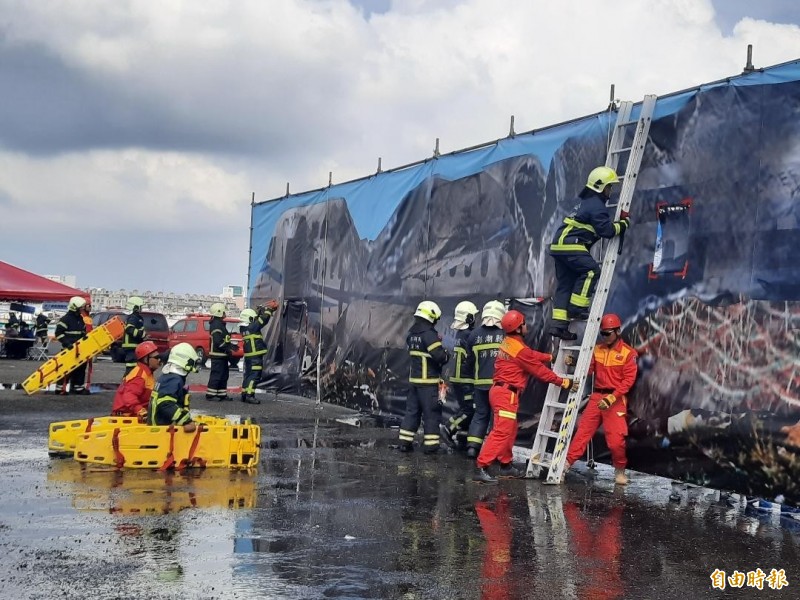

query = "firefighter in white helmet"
[
  {"left": 464, "top": 300, "right": 506, "bottom": 458},
  {"left": 123, "top": 296, "right": 146, "bottom": 375},
  {"left": 206, "top": 302, "right": 234, "bottom": 401},
  {"left": 54, "top": 296, "right": 89, "bottom": 394},
  {"left": 440, "top": 300, "right": 479, "bottom": 450},
  {"left": 398, "top": 300, "right": 450, "bottom": 454}
]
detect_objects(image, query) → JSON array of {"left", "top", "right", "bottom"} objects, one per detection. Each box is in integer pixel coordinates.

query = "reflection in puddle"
[{"left": 47, "top": 460, "right": 257, "bottom": 514}]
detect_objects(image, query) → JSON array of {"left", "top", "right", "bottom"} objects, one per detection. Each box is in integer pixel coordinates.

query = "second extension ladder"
[{"left": 526, "top": 94, "right": 657, "bottom": 483}]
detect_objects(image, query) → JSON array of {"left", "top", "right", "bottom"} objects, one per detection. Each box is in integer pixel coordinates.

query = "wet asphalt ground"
[{"left": 0, "top": 358, "right": 799, "bottom": 599}]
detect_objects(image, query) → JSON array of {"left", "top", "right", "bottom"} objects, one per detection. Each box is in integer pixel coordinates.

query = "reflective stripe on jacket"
[
  {"left": 407, "top": 320, "right": 449, "bottom": 385},
  {"left": 549, "top": 189, "right": 623, "bottom": 255},
  {"left": 123, "top": 312, "right": 145, "bottom": 349},
  {"left": 465, "top": 325, "right": 504, "bottom": 389}
]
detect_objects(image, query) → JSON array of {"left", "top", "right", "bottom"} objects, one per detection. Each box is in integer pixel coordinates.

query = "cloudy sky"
[{"left": 1, "top": 0, "right": 798, "bottom": 296}]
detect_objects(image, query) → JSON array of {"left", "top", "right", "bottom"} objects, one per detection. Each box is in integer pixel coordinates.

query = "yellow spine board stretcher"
[
  {"left": 48, "top": 414, "right": 233, "bottom": 456},
  {"left": 74, "top": 422, "right": 261, "bottom": 470},
  {"left": 22, "top": 316, "right": 125, "bottom": 395}
]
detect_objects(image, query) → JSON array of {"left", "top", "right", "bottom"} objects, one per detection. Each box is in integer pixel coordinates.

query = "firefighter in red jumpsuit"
[
  {"left": 473, "top": 310, "right": 577, "bottom": 484},
  {"left": 565, "top": 313, "right": 638, "bottom": 485},
  {"left": 111, "top": 341, "right": 163, "bottom": 419}
]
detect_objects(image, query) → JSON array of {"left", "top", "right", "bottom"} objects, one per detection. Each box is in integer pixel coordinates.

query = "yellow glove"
[
  {"left": 598, "top": 394, "right": 616, "bottom": 411},
  {"left": 563, "top": 354, "right": 575, "bottom": 367},
  {"left": 136, "top": 407, "right": 148, "bottom": 422},
  {"left": 561, "top": 378, "right": 579, "bottom": 393}
]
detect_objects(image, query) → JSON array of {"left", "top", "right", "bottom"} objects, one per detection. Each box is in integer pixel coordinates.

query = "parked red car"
[
  {"left": 92, "top": 310, "right": 170, "bottom": 362},
  {"left": 168, "top": 314, "right": 243, "bottom": 368}
]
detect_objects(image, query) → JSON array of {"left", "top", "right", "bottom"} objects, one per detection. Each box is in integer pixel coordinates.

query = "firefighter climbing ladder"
[
  {"left": 22, "top": 316, "right": 125, "bottom": 395},
  {"left": 526, "top": 94, "right": 657, "bottom": 483}
]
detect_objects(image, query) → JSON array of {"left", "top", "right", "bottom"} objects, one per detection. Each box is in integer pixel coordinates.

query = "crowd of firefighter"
[
  {"left": 52, "top": 295, "right": 279, "bottom": 434},
  {"left": 399, "top": 165, "right": 637, "bottom": 484},
  {"left": 50, "top": 165, "right": 633, "bottom": 484}
]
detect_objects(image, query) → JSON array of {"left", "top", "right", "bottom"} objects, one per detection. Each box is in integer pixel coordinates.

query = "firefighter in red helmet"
[
  {"left": 473, "top": 310, "right": 578, "bottom": 484},
  {"left": 111, "top": 341, "right": 163, "bottom": 419},
  {"left": 565, "top": 313, "right": 638, "bottom": 485}
]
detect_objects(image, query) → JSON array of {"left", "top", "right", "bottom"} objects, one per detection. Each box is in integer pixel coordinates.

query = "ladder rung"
[
  {"left": 616, "top": 119, "right": 638, "bottom": 127},
  {"left": 545, "top": 400, "right": 567, "bottom": 409},
  {"left": 560, "top": 345, "right": 582, "bottom": 352},
  {"left": 539, "top": 430, "right": 560, "bottom": 439},
  {"left": 610, "top": 146, "right": 632, "bottom": 154}
]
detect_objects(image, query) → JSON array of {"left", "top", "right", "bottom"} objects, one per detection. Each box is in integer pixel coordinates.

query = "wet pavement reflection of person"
[
  {"left": 563, "top": 500, "right": 624, "bottom": 600},
  {"left": 475, "top": 491, "right": 530, "bottom": 600}
]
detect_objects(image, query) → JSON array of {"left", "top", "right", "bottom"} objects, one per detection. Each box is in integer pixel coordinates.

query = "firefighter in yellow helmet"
[
  {"left": 548, "top": 166, "right": 630, "bottom": 340},
  {"left": 55, "top": 296, "right": 89, "bottom": 394},
  {"left": 123, "top": 296, "right": 146, "bottom": 375},
  {"left": 398, "top": 301, "right": 450, "bottom": 454},
  {"left": 147, "top": 342, "right": 198, "bottom": 432},
  {"left": 239, "top": 300, "right": 279, "bottom": 404},
  {"left": 206, "top": 302, "right": 233, "bottom": 401}
]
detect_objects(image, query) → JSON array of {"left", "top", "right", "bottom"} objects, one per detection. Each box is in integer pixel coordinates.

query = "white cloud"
[{"left": 0, "top": 0, "right": 798, "bottom": 292}]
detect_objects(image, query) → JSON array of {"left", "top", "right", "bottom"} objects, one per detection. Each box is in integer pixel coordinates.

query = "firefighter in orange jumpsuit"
[
  {"left": 565, "top": 313, "right": 638, "bottom": 485},
  {"left": 111, "top": 341, "right": 162, "bottom": 418},
  {"left": 474, "top": 310, "right": 577, "bottom": 484}
]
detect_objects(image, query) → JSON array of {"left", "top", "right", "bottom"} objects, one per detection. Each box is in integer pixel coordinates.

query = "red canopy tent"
[{"left": 0, "top": 261, "right": 90, "bottom": 302}]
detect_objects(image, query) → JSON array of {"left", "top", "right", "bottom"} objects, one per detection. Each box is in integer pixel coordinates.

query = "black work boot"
[
  {"left": 398, "top": 443, "right": 414, "bottom": 453},
  {"left": 497, "top": 463, "right": 523, "bottom": 479},
  {"left": 473, "top": 468, "right": 498, "bottom": 485},
  {"left": 242, "top": 395, "right": 261, "bottom": 405},
  {"left": 466, "top": 446, "right": 479, "bottom": 459},
  {"left": 548, "top": 326, "right": 577, "bottom": 341}
]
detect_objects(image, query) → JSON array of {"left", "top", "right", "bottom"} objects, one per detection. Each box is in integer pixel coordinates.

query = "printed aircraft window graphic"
[{"left": 649, "top": 199, "right": 693, "bottom": 280}]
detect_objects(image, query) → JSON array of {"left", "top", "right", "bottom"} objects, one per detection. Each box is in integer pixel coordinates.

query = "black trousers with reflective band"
[
  {"left": 399, "top": 384, "right": 442, "bottom": 447},
  {"left": 466, "top": 387, "right": 491, "bottom": 449},
  {"left": 207, "top": 357, "right": 230, "bottom": 397}
]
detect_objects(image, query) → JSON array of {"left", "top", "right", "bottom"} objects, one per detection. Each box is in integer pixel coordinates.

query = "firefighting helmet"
[
  {"left": 126, "top": 296, "right": 144, "bottom": 311},
  {"left": 168, "top": 342, "right": 199, "bottom": 372},
  {"left": 414, "top": 301, "right": 442, "bottom": 323},
  {"left": 209, "top": 303, "right": 226, "bottom": 318},
  {"left": 239, "top": 308, "right": 257, "bottom": 324},
  {"left": 500, "top": 310, "right": 525, "bottom": 333},
  {"left": 586, "top": 166, "right": 620, "bottom": 193},
  {"left": 453, "top": 301, "right": 478, "bottom": 324},
  {"left": 134, "top": 341, "right": 159, "bottom": 361},
  {"left": 481, "top": 300, "right": 506, "bottom": 322},
  {"left": 68, "top": 296, "right": 86, "bottom": 311},
  {"left": 600, "top": 313, "right": 622, "bottom": 330}
]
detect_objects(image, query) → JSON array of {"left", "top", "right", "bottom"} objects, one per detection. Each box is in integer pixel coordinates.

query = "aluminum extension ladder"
[{"left": 526, "top": 94, "right": 657, "bottom": 483}]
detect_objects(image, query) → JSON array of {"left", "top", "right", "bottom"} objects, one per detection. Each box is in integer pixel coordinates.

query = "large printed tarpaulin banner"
[{"left": 250, "top": 59, "right": 800, "bottom": 504}]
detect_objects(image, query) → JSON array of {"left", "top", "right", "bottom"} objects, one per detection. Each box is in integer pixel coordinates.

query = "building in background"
[
  {"left": 221, "top": 285, "right": 246, "bottom": 310},
  {"left": 87, "top": 288, "right": 240, "bottom": 322},
  {"left": 44, "top": 274, "right": 78, "bottom": 288}
]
